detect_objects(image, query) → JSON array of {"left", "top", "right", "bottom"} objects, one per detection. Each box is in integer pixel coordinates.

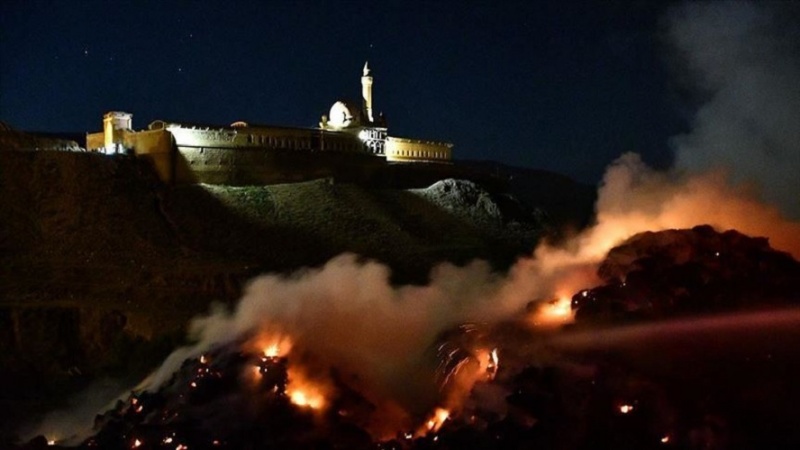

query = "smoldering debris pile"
[
  {"left": 18, "top": 226, "right": 800, "bottom": 450},
  {"left": 572, "top": 225, "right": 800, "bottom": 321},
  {"left": 24, "top": 340, "right": 378, "bottom": 449},
  {"left": 22, "top": 328, "right": 689, "bottom": 450}
]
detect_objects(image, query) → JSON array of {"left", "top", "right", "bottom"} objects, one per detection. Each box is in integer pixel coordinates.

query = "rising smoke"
[
  {"left": 667, "top": 1, "right": 800, "bottom": 219},
  {"left": 27, "top": 1, "right": 800, "bottom": 444},
  {"left": 81, "top": 0, "right": 800, "bottom": 434},
  {"left": 141, "top": 253, "right": 591, "bottom": 418}
]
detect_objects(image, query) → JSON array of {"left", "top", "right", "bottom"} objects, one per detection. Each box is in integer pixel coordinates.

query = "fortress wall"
[
  {"left": 86, "top": 131, "right": 104, "bottom": 151},
  {"left": 168, "top": 126, "right": 363, "bottom": 154},
  {"left": 85, "top": 122, "right": 460, "bottom": 187},
  {"left": 385, "top": 137, "right": 452, "bottom": 163},
  {"left": 126, "top": 129, "right": 174, "bottom": 183},
  {"left": 174, "top": 146, "right": 386, "bottom": 186}
]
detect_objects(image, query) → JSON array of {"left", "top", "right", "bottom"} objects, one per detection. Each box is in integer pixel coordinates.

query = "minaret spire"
[{"left": 361, "top": 61, "right": 374, "bottom": 123}]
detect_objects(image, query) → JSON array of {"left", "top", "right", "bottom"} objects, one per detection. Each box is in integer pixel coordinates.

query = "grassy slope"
[
  {"left": 0, "top": 149, "right": 588, "bottom": 435},
  {"left": 0, "top": 151, "right": 548, "bottom": 369}
]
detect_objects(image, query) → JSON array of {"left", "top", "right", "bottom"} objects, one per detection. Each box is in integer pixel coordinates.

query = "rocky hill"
[{"left": 0, "top": 149, "right": 593, "bottom": 436}]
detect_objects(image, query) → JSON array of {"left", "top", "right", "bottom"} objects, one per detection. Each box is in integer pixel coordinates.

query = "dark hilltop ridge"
[
  {"left": 4, "top": 127, "right": 800, "bottom": 449},
  {"left": 0, "top": 138, "right": 594, "bottom": 437}
]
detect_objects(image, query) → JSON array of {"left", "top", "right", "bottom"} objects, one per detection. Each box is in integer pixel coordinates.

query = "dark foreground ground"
[{"left": 0, "top": 149, "right": 594, "bottom": 440}]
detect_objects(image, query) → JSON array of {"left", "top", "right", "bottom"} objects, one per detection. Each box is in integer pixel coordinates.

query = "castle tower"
[
  {"left": 103, "top": 111, "right": 132, "bottom": 152},
  {"left": 361, "top": 61, "right": 374, "bottom": 123}
]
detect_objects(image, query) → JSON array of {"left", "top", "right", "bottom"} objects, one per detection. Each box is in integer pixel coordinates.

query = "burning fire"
[
  {"left": 487, "top": 348, "right": 499, "bottom": 381},
  {"left": 532, "top": 296, "right": 575, "bottom": 326},
  {"left": 251, "top": 333, "right": 292, "bottom": 359},
  {"left": 286, "top": 367, "right": 326, "bottom": 410},
  {"left": 247, "top": 332, "right": 327, "bottom": 411},
  {"left": 424, "top": 407, "right": 450, "bottom": 433}
]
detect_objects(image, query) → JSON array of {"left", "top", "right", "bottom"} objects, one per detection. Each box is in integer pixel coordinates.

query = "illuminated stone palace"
[{"left": 86, "top": 63, "right": 453, "bottom": 185}]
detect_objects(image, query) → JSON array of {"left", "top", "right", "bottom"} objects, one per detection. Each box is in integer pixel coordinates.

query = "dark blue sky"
[{"left": 1, "top": 0, "right": 687, "bottom": 183}]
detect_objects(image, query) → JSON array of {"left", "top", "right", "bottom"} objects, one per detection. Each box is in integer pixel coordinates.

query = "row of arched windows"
[
  {"left": 389, "top": 148, "right": 448, "bottom": 160},
  {"left": 245, "top": 133, "right": 361, "bottom": 152}
]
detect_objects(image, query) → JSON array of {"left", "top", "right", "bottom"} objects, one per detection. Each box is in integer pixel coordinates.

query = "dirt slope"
[{"left": 0, "top": 149, "right": 592, "bottom": 435}]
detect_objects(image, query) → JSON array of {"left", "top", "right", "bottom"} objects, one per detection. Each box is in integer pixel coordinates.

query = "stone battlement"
[{"left": 85, "top": 63, "right": 454, "bottom": 185}]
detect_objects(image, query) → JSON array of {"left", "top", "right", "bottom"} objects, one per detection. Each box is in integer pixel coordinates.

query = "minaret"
[{"left": 361, "top": 61, "right": 374, "bottom": 123}]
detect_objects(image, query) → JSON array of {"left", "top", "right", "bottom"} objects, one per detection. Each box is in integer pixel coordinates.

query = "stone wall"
[
  {"left": 86, "top": 122, "right": 457, "bottom": 186},
  {"left": 385, "top": 136, "right": 453, "bottom": 163}
]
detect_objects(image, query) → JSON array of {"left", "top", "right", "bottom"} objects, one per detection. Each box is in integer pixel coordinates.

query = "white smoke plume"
[
  {"left": 667, "top": 1, "right": 800, "bottom": 219},
  {"left": 582, "top": 152, "right": 800, "bottom": 259},
  {"left": 142, "top": 253, "right": 591, "bottom": 416},
  {"left": 136, "top": 147, "right": 800, "bottom": 433},
  {"left": 30, "top": 2, "right": 800, "bottom": 442}
]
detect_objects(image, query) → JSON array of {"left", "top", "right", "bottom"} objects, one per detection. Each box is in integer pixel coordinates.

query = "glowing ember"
[
  {"left": 252, "top": 333, "right": 293, "bottom": 359},
  {"left": 263, "top": 344, "right": 281, "bottom": 358},
  {"left": 132, "top": 438, "right": 142, "bottom": 448},
  {"left": 661, "top": 435, "right": 670, "bottom": 443},
  {"left": 425, "top": 407, "right": 450, "bottom": 433},
  {"left": 47, "top": 440, "right": 55, "bottom": 446},
  {"left": 288, "top": 388, "right": 324, "bottom": 409},
  {"left": 200, "top": 355, "right": 208, "bottom": 364},
  {"left": 285, "top": 365, "right": 326, "bottom": 410},
  {"left": 489, "top": 348, "right": 499, "bottom": 373},
  {"left": 533, "top": 296, "right": 575, "bottom": 326},
  {"left": 619, "top": 404, "right": 634, "bottom": 414}
]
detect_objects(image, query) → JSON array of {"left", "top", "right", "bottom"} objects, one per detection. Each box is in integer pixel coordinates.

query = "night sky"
[{"left": 1, "top": 1, "right": 688, "bottom": 184}]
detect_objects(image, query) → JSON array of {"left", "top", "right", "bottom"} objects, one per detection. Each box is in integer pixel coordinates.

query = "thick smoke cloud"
[
  {"left": 668, "top": 1, "right": 800, "bottom": 219},
  {"left": 27, "top": 2, "right": 800, "bottom": 443},
  {"left": 589, "top": 153, "right": 800, "bottom": 258},
  {"left": 141, "top": 252, "right": 594, "bottom": 418}
]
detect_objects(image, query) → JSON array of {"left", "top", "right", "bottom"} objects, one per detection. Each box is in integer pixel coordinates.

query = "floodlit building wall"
[
  {"left": 385, "top": 136, "right": 453, "bottom": 163},
  {"left": 124, "top": 129, "right": 174, "bottom": 182},
  {"left": 85, "top": 131, "right": 105, "bottom": 151}
]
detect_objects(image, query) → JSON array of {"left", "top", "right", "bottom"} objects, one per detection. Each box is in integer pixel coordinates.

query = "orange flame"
[
  {"left": 532, "top": 296, "right": 574, "bottom": 326},
  {"left": 423, "top": 407, "right": 450, "bottom": 433},
  {"left": 250, "top": 333, "right": 292, "bottom": 359},
  {"left": 286, "top": 366, "right": 326, "bottom": 411}
]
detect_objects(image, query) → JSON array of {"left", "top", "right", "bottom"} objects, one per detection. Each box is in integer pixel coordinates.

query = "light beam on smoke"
[{"left": 586, "top": 153, "right": 800, "bottom": 258}]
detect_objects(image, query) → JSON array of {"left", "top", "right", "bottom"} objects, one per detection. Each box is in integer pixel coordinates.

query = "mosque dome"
[{"left": 327, "top": 100, "right": 362, "bottom": 129}]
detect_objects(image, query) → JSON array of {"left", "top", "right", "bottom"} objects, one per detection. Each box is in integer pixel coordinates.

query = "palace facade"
[{"left": 86, "top": 63, "right": 453, "bottom": 185}]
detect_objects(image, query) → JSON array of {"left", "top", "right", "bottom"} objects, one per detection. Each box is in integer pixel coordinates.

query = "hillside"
[{"left": 0, "top": 149, "right": 594, "bottom": 435}]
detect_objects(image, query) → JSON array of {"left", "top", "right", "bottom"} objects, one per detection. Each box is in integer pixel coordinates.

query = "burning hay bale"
[
  {"left": 18, "top": 226, "right": 800, "bottom": 450},
  {"left": 572, "top": 225, "right": 800, "bottom": 321}
]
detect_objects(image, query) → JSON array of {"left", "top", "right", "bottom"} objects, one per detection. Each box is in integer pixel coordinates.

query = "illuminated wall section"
[{"left": 384, "top": 136, "right": 453, "bottom": 163}]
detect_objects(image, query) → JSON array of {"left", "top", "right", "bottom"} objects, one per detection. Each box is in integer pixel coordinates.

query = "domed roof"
[{"left": 327, "top": 100, "right": 362, "bottom": 129}]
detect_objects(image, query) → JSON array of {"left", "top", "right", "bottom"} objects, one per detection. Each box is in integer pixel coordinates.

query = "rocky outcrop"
[{"left": 411, "top": 178, "right": 548, "bottom": 249}]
